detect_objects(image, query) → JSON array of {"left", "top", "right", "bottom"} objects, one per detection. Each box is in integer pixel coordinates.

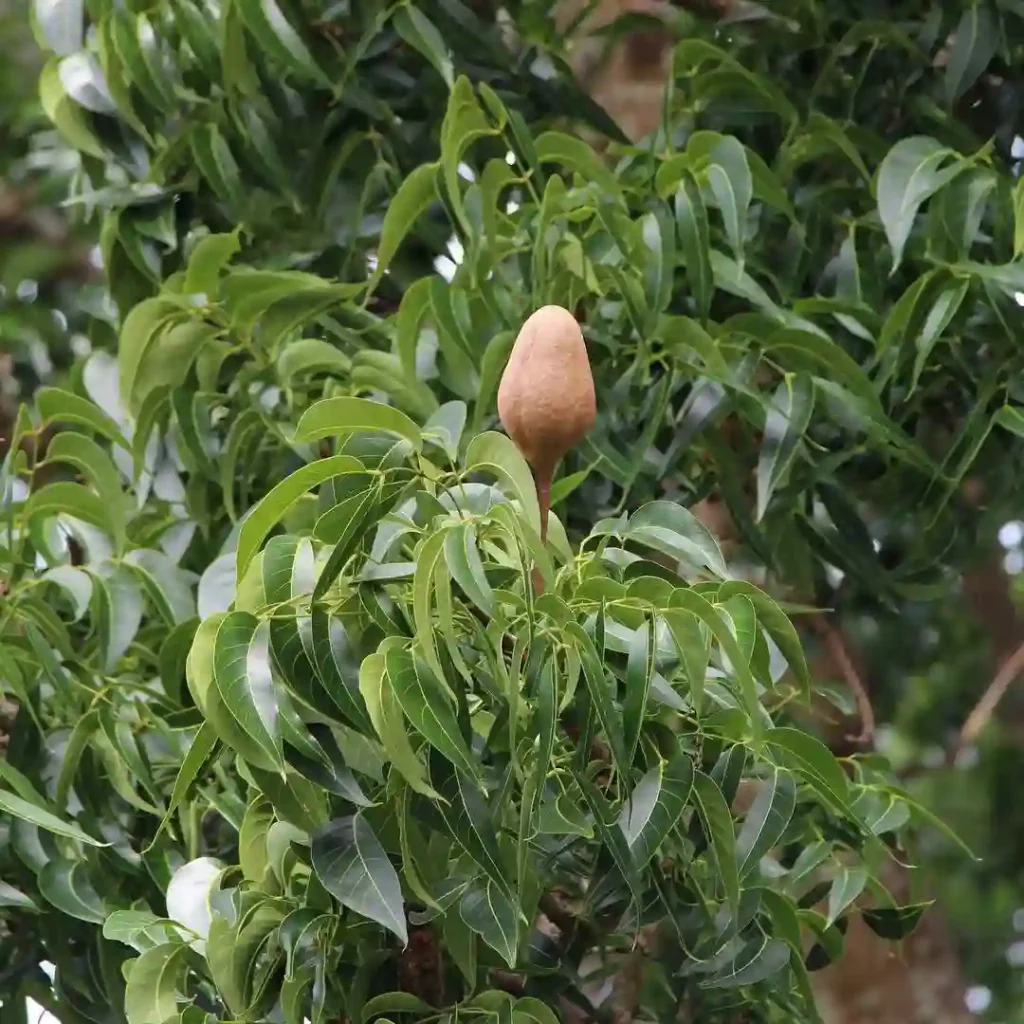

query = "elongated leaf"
[
  {"left": 566, "top": 621, "right": 628, "bottom": 777},
  {"left": 426, "top": 752, "right": 514, "bottom": 901},
  {"left": 386, "top": 648, "right": 478, "bottom": 780},
  {"left": 213, "top": 612, "right": 283, "bottom": 769},
  {"left": 675, "top": 170, "right": 713, "bottom": 321},
  {"left": 312, "top": 814, "right": 408, "bottom": 944},
  {"left": 826, "top": 865, "right": 868, "bottom": 926},
  {"left": 736, "top": 767, "right": 797, "bottom": 876},
  {"left": 294, "top": 396, "right": 422, "bottom": 452},
  {"left": 393, "top": 5, "right": 452, "bottom": 86},
  {"left": 691, "top": 770, "right": 739, "bottom": 910},
  {"left": 618, "top": 753, "right": 694, "bottom": 868},
  {"left": 236, "top": 454, "right": 362, "bottom": 580},
  {"left": 707, "top": 136, "right": 752, "bottom": 260},
  {"left": 464, "top": 431, "right": 541, "bottom": 535},
  {"left": 459, "top": 878, "right": 519, "bottom": 968},
  {"left": 125, "top": 943, "right": 184, "bottom": 1024},
  {"left": 756, "top": 375, "right": 813, "bottom": 521},
  {"left": 876, "top": 137, "right": 967, "bottom": 271},
  {"left": 359, "top": 642, "right": 438, "bottom": 798},
  {"left": 626, "top": 501, "right": 728, "bottom": 577},
  {"left": 0, "top": 790, "right": 105, "bottom": 846},
  {"left": 38, "top": 859, "right": 106, "bottom": 923},
  {"left": 945, "top": 5, "right": 997, "bottom": 105},
  {"left": 371, "top": 162, "right": 439, "bottom": 286}
]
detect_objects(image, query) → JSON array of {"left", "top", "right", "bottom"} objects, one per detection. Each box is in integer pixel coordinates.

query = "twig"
[
  {"left": 812, "top": 614, "right": 875, "bottom": 747},
  {"left": 954, "top": 640, "right": 1024, "bottom": 758}
]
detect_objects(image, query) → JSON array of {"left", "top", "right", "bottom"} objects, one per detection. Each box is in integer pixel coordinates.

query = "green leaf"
[
  {"left": 393, "top": 6, "right": 452, "bottom": 87},
  {"left": 534, "top": 130, "right": 622, "bottom": 203},
  {"left": 766, "top": 728, "right": 849, "bottom": 812},
  {"left": 36, "top": 387, "right": 128, "bottom": 449},
  {"left": 444, "top": 522, "right": 495, "bottom": 617},
  {"left": 236, "top": 454, "right": 362, "bottom": 581},
  {"left": 675, "top": 170, "right": 713, "bottom": 322},
  {"left": 876, "top": 137, "right": 967, "bottom": 271},
  {"left": 38, "top": 858, "right": 107, "bottom": 923},
  {"left": 623, "top": 618, "right": 655, "bottom": 762},
  {"left": 213, "top": 612, "right": 283, "bottom": 769},
  {"left": 386, "top": 648, "right": 479, "bottom": 780},
  {"left": 626, "top": 501, "right": 729, "bottom": 577},
  {"left": 826, "top": 865, "right": 868, "bottom": 926},
  {"left": 117, "top": 296, "right": 185, "bottom": 407},
  {"left": 124, "top": 943, "right": 184, "bottom": 1024},
  {"left": 277, "top": 339, "right": 350, "bottom": 384},
  {"left": 566, "top": 621, "right": 628, "bottom": 778},
  {"left": 702, "top": 937, "right": 789, "bottom": 989},
  {"left": 361, "top": 992, "right": 433, "bottom": 1023},
  {"left": 425, "top": 752, "right": 514, "bottom": 901},
  {"left": 0, "top": 881, "right": 37, "bottom": 911},
  {"left": 311, "top": 814, "right": 408, "bottom": 945},
  {"left": 236, "top": 0, "right": 328, "bottom": 84},
  {"left": 911, "top": 278, "right": 968, "bottom": 392},
  {"left": 184, "top": 230, "right": 240, "bottom": 297},
  {"left": 736, "top": 767, "right": 796, "bottom": 876},
  {"left": 464, "top": 431, "right": 541, "bottom": 535},
  {"left": 295, "top": 396, "right": 422, "bottom": 452},
  {"left": 945, "top": 5, "right": 997, "bottom": 105},
  {"left": 690, "top": 770, "right": 739, "bottom": 910},
  {"left": 44, "top": 432, "right": 125, "bottom": 547},
  {"left": 460, "top": 878, "right": 520, "bottom": 968},
  {"left": 862, "top": 902, "right": 930, "bottom": 940},
  {"left": 154, "top": 723, "right": 219, "bottom": 843},
  {"left": 24, "top": 480, "right": 113, "bottom": 537},
  {"left": 707, "top": 136, "right": 752, "bottom": 261},
  {"left": 441, "top": 77, "right": 497, "bottom": 234},
  {"left": 575, "top": 770, "right": 643, "bottom": 902},
  {"left": 370, "top": 161, "right": 439, "bottom": 287},
  {"left": 0, "top": 790, "right": 105, "bottom": 846},
  {"left": 756, "top": 374, "right": 813, "bottom": 521},
  {"left": 39, "top": 57, "right": 103, "bottom": 157},
  {"left": 618, "top": 753, "right": 694, "bottom": 869},
  {"left": 359, "top": 642, "right": 438, "bottom": 798}
]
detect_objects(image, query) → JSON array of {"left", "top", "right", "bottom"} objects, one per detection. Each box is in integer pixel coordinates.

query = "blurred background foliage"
[{"left": 9, "top": 0, "right": 1024, "bottom": 1020}]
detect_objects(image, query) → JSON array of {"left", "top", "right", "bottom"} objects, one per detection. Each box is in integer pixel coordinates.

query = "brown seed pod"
[{"left": 497, "top": 305, "right": 596, "bottom": 537}]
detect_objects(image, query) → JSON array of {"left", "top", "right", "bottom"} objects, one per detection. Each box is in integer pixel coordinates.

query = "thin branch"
[
  {"left": 812, "top": 614, "right": 875, "bottom": 747},
  {"left": 955, "top": 640, "right": 1024, "bottom": 757}
]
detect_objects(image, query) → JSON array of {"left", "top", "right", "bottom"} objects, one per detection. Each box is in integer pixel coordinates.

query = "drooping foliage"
[{"left": 6, "top": 0, "right": 1024, "bottom": 1021}]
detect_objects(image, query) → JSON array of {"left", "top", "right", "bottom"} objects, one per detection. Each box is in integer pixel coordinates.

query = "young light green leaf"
[
  {"left": 464, "top": 431, "right": 541, "bottom": 535},
  {"left": 294, "top": 396, "right": 422, "bottom": 452}
]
